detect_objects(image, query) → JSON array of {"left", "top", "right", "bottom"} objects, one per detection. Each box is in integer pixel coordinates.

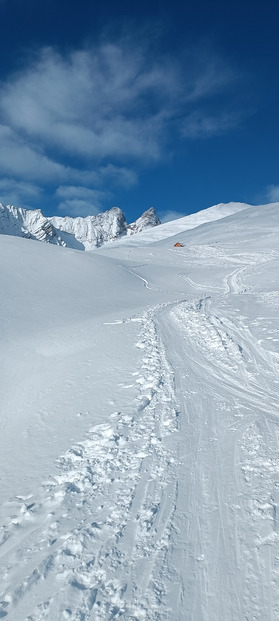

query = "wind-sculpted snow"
[{"left": 0, "top": 203, "right": 279, "bottom": 619}]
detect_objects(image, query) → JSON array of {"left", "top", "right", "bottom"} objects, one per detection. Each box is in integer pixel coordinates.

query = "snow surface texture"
[
  {"left": 0, "top": 202, "right": 279, "bottom": 620},
  {"left": 0, "top": 204, "right": 161, "bottom": 250}
]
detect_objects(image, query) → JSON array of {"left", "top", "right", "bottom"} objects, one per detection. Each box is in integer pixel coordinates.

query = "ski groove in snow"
[{"left": 156, "top": 253, "right": 279, "bottom": 619}]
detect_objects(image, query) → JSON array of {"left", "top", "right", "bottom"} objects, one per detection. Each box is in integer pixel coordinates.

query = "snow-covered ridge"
[
  {"left": 0, "top": 203, "right": 58, "bottom": 243},
  {"left": 0, "top": 204, "right": 161, "bottom": 250},
  {"left": 109, "top": 201, "right": 256, "bottom": 247},
  {"left": 51, "top": 207, "right": 161, "bottom": 250}
]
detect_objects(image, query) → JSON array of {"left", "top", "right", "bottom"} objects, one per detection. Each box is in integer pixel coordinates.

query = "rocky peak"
[
  {"left": 0, "top": 203, "right": 161, "bottom": 250},
  {"left": 127, "top": 207, "right": 161, "bottom": 235},
  {"left": 0, "top": 203, "right": 61, "bottom": 244}
]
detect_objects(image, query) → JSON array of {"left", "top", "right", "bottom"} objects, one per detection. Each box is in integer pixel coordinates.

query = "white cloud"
[
  {"left": 266, "top": 185, "right": 279, "bottom": 202},
  {"left": 0, "top": 177, "right": 41, "bottom": 198},
  {"left": 99, "top": 164, "right": 137, "bottom": 187},
  {"left": 57, "top": 199, "right": 101, "bottom": 218},
  {"left": 0, "top": 124, "right": 69, "bottom": 181},
  {"left": 0, "top": 45, "right": 175, "bottom": 161},
  {"left": 0, "top": 38, "right": 244, "bottom": 215},
  {"left": 56, "top": 185, "right": 104, "bottom": 200},
  {"left": 181, "top": 111, "right": 241, "bottom": 139},
  {"left": 0, "top": 122, "right": 137, "bottom": 212},
  {"left": 159, "top": 210, "right": 187, "bottom": 223},
  {"left": 0, "top": 177, "right": 42, "bottom": 208},
  {"left": 56, "top": 186, "right": 111, "bottom": 216},
  {"left": 0, "top": 124, "right": 99, "bottom": 185},
  {"left": 184, "top": 53, "right": 236, "bottom": 103},
  {"left": 0, "top": 124, "right": 115, "bottom": 187},
  {"left": 0, "top": 41, "right": 239, "bottom": 164}
]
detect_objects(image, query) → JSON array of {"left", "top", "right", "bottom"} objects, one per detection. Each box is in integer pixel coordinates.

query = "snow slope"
[
  {"left": 109, "top": 200, "right": 255, "bottom": 246},
  {"left": 0, "top": 202, "right": 279, "bottom": 620}
]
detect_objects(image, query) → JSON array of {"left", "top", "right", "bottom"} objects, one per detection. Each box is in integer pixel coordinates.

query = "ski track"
[
  {"left": 159, "top": 249, "right": 279, "bottom": 620},
  {"left": 0, "top": 311, "right": 179, "bottom": 621},
  {"left": 1, "top": 245, "right": 279, "bottom": 620}
]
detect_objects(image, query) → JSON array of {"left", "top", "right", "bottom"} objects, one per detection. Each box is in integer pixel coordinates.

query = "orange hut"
[{"left": 174, "top": 242, "right": 184, "bottom": 247}]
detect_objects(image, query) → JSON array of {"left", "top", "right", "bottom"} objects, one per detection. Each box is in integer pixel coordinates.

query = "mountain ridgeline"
[{"left": 0, "top": 204, "right": 161, "bottom": 250}]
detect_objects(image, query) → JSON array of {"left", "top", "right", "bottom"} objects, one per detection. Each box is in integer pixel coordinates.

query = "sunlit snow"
[{"left": 0, "top": 202, "right": 279, "bottom": 620}]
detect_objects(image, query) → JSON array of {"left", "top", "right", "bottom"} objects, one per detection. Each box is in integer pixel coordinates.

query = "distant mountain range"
[
  {"left": 0, "top": 204, "right": 161, "bottom": 250},
  {"left": 0, "top": 200, "right": 270, "bottom": 251}
]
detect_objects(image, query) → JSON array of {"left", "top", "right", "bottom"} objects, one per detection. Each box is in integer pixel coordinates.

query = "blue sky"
[{"left": 0, "top": 0, "right": 279, "bottom": 222}]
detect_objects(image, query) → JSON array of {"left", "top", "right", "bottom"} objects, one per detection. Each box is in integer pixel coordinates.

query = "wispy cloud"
[
  {"left": 0, "top": 41, "right": 240, "bottom": 160},
  {"left": 0, "top": 177, "right": 42, "bottom": 208},
  {"left": 266, "top": 185, "right": 279, "bottom": 202},
  {"left": 56, "top": 199, "right": 103, "bottom": 218},
  {"left": 99, "top": 164, "right": 137, "bottom": 188},
  {"left": 181, "top": 110, "right": 241, "bottom": 139},
  {"left": 0, "top": 124, "right": 71, "bottom": 181},
  {"left": 55, "top": 186, "right": 111, "bottom": 217},
  {"left": 0, "top": 44, "right": 177, "bottom": 161},
  {"left": 184, "top": 52, "right": 237, "bottom": 103},
  {"left": 159, "top": 210, "right": 187, "bottom": 223},
  {"left": 0, "top": 37, "right": 244, "bottom": 214}
]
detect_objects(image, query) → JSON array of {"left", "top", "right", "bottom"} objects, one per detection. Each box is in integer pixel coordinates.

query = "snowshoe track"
[{"left": 0, "top": 311, "right": 179, "bottom": 621}]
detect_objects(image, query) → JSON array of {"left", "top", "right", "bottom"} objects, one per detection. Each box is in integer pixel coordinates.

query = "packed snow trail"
[
  {"left": 159, "top": 296, "right": 279, "bottom": 620},
  {"left": 108, "top": 240, "right": 279, "bottom": 620},
  {"left": 0, "top": 310, "right": 180, "bottom": 620}
]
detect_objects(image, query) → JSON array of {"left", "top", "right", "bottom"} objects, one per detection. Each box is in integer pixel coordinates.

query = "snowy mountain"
[
  {"left": 0, "top": 203, "right": 59, "bottom": 243},
  {"left": 0, "top": 203, "right": 161, "bottom": 250},
  {"left": 109, "top": 200, "right": 256, "bottom": 247},
  {"left": 0, "top": 201, "right": 279, "bottom": 620}
]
